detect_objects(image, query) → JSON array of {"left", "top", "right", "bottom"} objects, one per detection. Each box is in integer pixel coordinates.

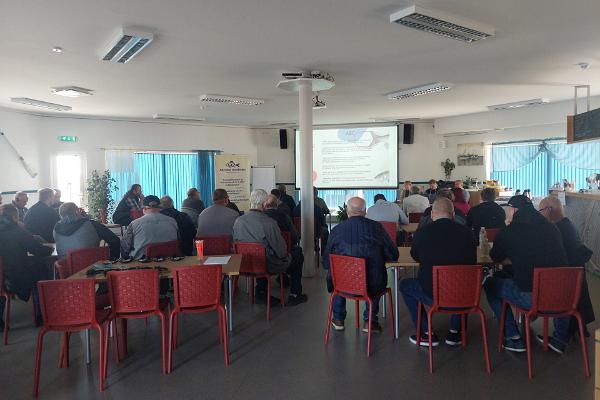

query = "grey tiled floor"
[{"left": 1, "top": 269, "right": 597, "bottom": 400}]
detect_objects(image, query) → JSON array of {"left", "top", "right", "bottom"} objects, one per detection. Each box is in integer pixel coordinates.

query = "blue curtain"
[
  {"left": 546, "top": 142, "right": 600, "bottom": 170},
  {"left": 491, "top": 143, "right": 541, "bottom": 172},
  {"left": 197, "top": 151, "right": 216, "bottom": 207},
  {"left": 491, "top": 152, "right": 548, "bottom": 197},
  {"left": 135, "top": 153, "right": 165, "bottom": 197}
]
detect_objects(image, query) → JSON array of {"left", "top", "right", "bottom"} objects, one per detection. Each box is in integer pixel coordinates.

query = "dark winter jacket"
[
  {"left": 53, "top": 216, "right": 120, "bottom": 259},
  {"left": 161, "top": 207, "right": 196, "bottom": 256},
  {"left": 23, "top": 201, "right": 60, "bottom": 242},
  {"left": 466, "top": 201, "right": 506, "bottom": 241}
]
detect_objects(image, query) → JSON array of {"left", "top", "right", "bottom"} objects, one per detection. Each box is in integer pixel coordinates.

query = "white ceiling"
[{"left": 1, "top": 0, "right": 600, "bottom": 126}]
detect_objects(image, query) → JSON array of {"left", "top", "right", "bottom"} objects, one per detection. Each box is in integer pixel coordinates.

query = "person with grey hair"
[
  {"left": 233, "top": 189, "right": 294, "bottom": 305},
  {"left": 12, "top": 191, "right": 29, "bottom": 221},
  {"left": 160, "top": 195, "right": 196, "bottom": 256},
  {"left": 323, "top": 197, "right": 399, "bottom": 333},
  {"left": 24, "top": 188, "right": 60, "bottom": 242},
  {"left": 400, "top": 197, "right": 476, "bottom": 347},
  {"left": 402, "top": 185, "right": 430, "bottom": 216},
  {"left": 53, "top": 202, "right": 120, "bottom": 259}
]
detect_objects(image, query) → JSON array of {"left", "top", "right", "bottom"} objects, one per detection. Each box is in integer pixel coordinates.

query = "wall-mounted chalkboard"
[{"left": 567, "top": 108, "right": 600, "bottom": 143}]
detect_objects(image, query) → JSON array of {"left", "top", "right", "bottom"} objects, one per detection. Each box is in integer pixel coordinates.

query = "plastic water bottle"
[{"left": 479, "top": 227, "right": 489, "bottom": 256}]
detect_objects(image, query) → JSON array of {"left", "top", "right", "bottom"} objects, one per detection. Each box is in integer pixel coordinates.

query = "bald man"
[
  {"left": 400, "top": 197, "right": 476, "bottom": 347},
  {"left": 24, "top": 188, "right": 60, "bottom": 242},
  {"left": 322, "top": 197, "right": 399, "bottom": 333}
]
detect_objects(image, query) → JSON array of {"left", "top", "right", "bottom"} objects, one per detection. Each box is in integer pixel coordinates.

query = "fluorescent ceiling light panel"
[
  {"left": 387, "top": 82, "right": 453, "bottom": 100},
  {"left": 51, "top": 86, "right": 94, "bottom": 97},
  {"left": 152, "top": 114, "right": 206, "bottom": 122},
  {"left": 101, "top": 27, "right": 154, "bottom": 63},
  {"left": 390, "top": 5, "right": 495, "bottom": 43},
  {"left": 487, "top": 98, "right": 549, "bottom": 111},
  {"left": 10, "top": 97, "right": 71, "bottom": 111},
  {"left": 199, "top": 94, "right": 264, "bottom": 106}
]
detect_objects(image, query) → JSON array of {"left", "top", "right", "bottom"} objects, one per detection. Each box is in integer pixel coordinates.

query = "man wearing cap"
[
  {"left": 483, "top": 195, "right": 568, "bottom": 353},
  {"left": 120, "top": 195, "right": 179, "bottom": 259}
]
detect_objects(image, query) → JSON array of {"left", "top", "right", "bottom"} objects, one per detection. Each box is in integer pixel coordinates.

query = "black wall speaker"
[
  {"left": 403, "top": 124, "right": 414, "bottom": 144},
  {"left": 279, "top": 129, "right": 288, "bottom": 149}
]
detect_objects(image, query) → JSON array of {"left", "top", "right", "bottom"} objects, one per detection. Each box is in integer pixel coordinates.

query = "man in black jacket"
[
  {"left": 160, "top": 196, "right": 196, "bottom": 256},
  {"left": 322, "top": 197, "right": 399, "bottom": 333},
  {"left": 400, "top": 197, "right": 476, "bottom": 347},
  {"left": 181, "top": 188, "right": 205, "bottom": 227},
  {"left": 484, "top": 195, "right": 568, "bottom": 353},
  {"left": 23, "top": 188, "right": 60, "bottom": 243},
  {"left": 277, "top": 184, "right": 296, "bottom": 215},
  {"left": 466, "top": 187, "right": 506, "bottom": 241},
  {"left": 417, "top": 189, "right": 466, "bottom": 228}
]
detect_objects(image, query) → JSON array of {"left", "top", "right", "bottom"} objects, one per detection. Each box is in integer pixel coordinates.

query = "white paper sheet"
[{"left": 203, "top": 256, "right": 231, "bottom": 265}]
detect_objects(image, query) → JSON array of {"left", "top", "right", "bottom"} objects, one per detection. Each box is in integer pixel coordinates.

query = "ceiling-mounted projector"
[{"left": 313, "top": 93, "right": 326, "bottom": 110}]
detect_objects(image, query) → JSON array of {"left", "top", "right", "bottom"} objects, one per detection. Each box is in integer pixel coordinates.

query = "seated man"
[
  {"left": 23, "top": 188, "right": 60, "bottom": 243},
  {"left": 417, "top": 189, "right": 466, "bottom": 229},
  {"left": 322, "top": 197, "right": 399, "bottom": 333},
  {"left": 402, "top": 186, "right": 430, "bottom": 216},
  {"left": 484, "top": 195, "right": 568, "bottom": 352},
  {"left": 233, "top": 189, "right": 293, "bottom": 305},
  {"left": 466, "top": 187, "right": 506, "bottom": 241},
  {"left": 278, "top": 184, "right": 297, "bottom": 214},
  {"left": 424, "top": 179, "right": 438, "bottom": 203},
  {"left": 181, "top": 188, "right": 205, "bottom": 227},
  {"left": 263, "top": 194, "right": 307, "bottom": 305},
  {"left": 454, "top": 179, "right": 470, "bottom": 203},
  {"left": 399, "top": 180, "right": 412, "bottom": 203},
  {"left": 539, "top": 195, "right": 594, "bottom": 351},
  {"left": 120, "top": 195, "right": 179, "bottom": 259},
  {"left": 196, "top": 189, "right": 239, "bottom": 237},
  {"left": 366, "top": 193, "right": 408, "bottom": 225},
  {"left": 112, "top": 184, "right": 144, "bottom": 226},
  {"left": 53, "top": 202, "right": 120, "bottom": 259},
  {"left": 0, "top": 204, "right": 53, "bottom": 326},
  {"left": 160, "top": 196, "right": 196, "bottom": 256},
  {"left": 314, "top": 187, "right": 330, "bottom": 216},
  {"left": 293, "top": 193, "right": 328, "bottom": 251},
  {"left": 12, "top": 191, "right": 29, "bottom": 222},
  {"left": 270, "top": 188, "right": 292, "bottom": 216},
  {"left": 400, "top": 198, "right": 476, "bottom": 346}
]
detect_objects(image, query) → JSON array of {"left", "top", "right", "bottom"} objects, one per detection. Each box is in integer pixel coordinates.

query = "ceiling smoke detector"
[
  {"left": 487, "top": 98, "right": 549, "bottom": 111},
  {"left": 199, "top": 94, "right": 264, "bottom": 106},
  {"left": 390, "top": 5, "right": 495, "bottom": 43},
  {"left": 11, "top": 97, "right": 72, "bottom": 111},
  {"left": 386, "top": 82, "right": 453, "bottom": 100},
  {"left": 101, "top": 27, "right": 154, "bottom": 63},
  {"left": 51, "top": 86, "right": 94, "bottom": 97},
  {"left": 313, "top": 93, "right": 326, "bottom": 110}
]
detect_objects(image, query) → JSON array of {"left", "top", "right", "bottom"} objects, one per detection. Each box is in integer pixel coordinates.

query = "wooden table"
[
  {"left": 69, "top": 254, "right": 241, "bottom": 364},
  {"left": 400, "top": 223, "right": 419, "bottom": 234},
  {"left": 385, "top": 247, "right": 506, "bottom": 339}
]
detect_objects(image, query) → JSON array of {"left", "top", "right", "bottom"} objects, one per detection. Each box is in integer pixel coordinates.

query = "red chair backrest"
[
  {"left": 172, "top": 265, "right": 222, "bottom": 308},
  {"left": 329, "top": 254, "right": 368, "bottom": 297},
  {"left": 37, "top": 279, "right": 97, "bottom": 327},
  {"left": 293, "top": 217, "right": 301, "bottom": 235},
  {"left": 531, "top": 267, "right": 583, "bottom": 314},
  {"left": 55, "top": 259, "right": 71, "bottom": 279},
  {"left": 130, "top": 209, "right": 144, "bottom": 221},
  {"left": 195, "top": 235, "right": 231, "bottom": 255},
  {"left": 379, "top": 221, "right": 397, "bottom": 245},
  {"left": 234, "top": 242, "right": 268, "bottom": 274},
  {"left": 107, "top": 269, "right": 160, "bottom": 314},
  {"left": 432, "top": 265, "right": 483, "bottom": 309},
  {"left": 145, "top": 240, "right": 181, "bottom": 258},
  {"left": 485, "top": 228, "right": 500, "bottom": 243},
  {"left": 409, "top": 212, "right": 423, "bottom": 223},
  {"left": 281, "top": 231, "right": 292, "bottom": 253},
  {"left": 67, "top": 247, "right": 110, "bottom": 275}
]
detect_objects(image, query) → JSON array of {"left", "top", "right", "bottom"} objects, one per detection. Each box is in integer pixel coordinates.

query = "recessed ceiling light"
[
  {"left": 487, "top": 98, "right": 549, "bottom": 111},
  {"left": 11, "top": 97, "right": 71, "bottom": 111},
  {"left": 52, "top": 46, "right": 63, "bottom": 53},
  {"left": 51, "top": 86, "right": 94, "bottom": 97},
  {"left": 199, "top": 94, "right": 264, "bottom": 106},
  {"left": 386, "top": 82, "right": 453, "bottom": 100}
]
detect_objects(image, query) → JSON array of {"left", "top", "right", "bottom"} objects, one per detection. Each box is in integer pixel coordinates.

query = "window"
[{"left": 55, "top": 153, "right": 83, "bottom": 204}]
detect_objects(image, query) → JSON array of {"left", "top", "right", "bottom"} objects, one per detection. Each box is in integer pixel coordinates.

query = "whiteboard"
[{"left": 251, "top": 165, "right": 276, "bottom": 192}]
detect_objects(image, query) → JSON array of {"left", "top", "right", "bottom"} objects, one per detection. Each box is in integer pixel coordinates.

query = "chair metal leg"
[
  {"left": 324, "top": 294, "right": 335, "bottom": 345},
  {"left": 220, "top": 307, "right": 230, "bottom": 366}
]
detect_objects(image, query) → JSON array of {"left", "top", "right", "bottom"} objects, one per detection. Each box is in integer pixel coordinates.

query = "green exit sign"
[{"left": 59, "top": 136, "right": 77, "bottom": 142}]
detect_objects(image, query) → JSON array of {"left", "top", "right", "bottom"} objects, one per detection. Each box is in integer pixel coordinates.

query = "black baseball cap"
[
  {"left": 507, "top": 195, "right": 533, "bottom": 209},
  {"left": 143, "top": 195, "right": 161, "bottom": 208}
]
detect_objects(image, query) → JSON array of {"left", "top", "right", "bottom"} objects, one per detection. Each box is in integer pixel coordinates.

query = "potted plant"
[
  {"left": 336, "top": 203, "right": 348, "bottom": 222},
  {"left": 440, "top": 158, "right": 456, "bottom": 180},
  {"left": 86, "top": 170, "right": 118, "bottom": 223}
]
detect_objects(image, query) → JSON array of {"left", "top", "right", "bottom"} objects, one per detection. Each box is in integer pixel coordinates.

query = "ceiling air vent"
[
  {"left": 101, "top": 27, "right": 154, "bottom": 63},
  {"left": 386, "top": 82, "right": 453, "bottom": 100},
  {"left": 390, "top": 5, "right": 494, "bottom": 43}
]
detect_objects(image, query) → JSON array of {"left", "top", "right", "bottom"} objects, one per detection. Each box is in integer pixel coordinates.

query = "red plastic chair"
[
  {"left": 498, "top": 267, "right": 589, "bottom": 379},
  {"left": 145, "top": 240, "right": 181, "bottom": 258},
  {"left": 293, "top": 217, "right": 301, "bottom": 235},
  {"left": 416, "top": 265, "right": 491, "bottom": 374},
  {"left": 281, "top": 231, "right": 292, "bottom": 253},
  {"left": 54, "top": 259, "right": 70, "bottom": 280},
  {"left": 130, "top": 209, "right": 144, "bottom": 221},
  {"left": 68, "top": 247, "right": 110, "bottom": 275},
  {"left": 409, "top": 212, "right": 424, "bottom": 223},
  {"left": 379, "top": 221, "right": 397, "bottom": 245},
  {"left": 33, "top": 279, "right": 109, "bottom": 396},
  {"left": 104, "top": 269, "right": 167, "bottom": 376},
  {"left": 167, "top": 265, "right": 229, "bottom": 372},
  {"left": 324, "top": 254, "right": 394, "bottom": 356},
  {"left": 234, "top": 242, "right": 285, "bottom": 320},
  {"left": 485, "top": 228, "right": 500, "bottom": 243},
  {"left": 195, "top": 235, "right": 232, "bottom": 255}
]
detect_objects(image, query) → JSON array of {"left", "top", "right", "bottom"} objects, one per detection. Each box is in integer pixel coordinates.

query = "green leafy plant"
[
  {"left": 86, "top": 170, "right": 118, "bottom": 222},
  {"left": 441, "top": 158, "right": 456, "bottom": 180},
  {"left": 336, "top": 203, "right": 348, "bottom": 222}
]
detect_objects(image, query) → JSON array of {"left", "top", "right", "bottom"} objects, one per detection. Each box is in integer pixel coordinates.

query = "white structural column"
[{"left": 298, "top": 80, "right": 316, "bottom": 276}]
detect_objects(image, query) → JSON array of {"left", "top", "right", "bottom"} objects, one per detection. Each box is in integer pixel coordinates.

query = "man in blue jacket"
[{"left": 322, "top": 197, "right": 399, "bottom": 333}]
